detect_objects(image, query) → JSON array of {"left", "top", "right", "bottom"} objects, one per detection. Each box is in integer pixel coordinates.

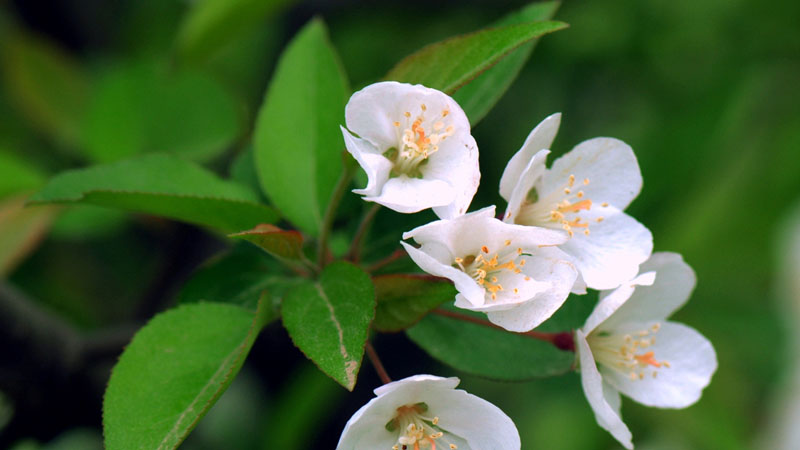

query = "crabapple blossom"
[
  {"left": 401, "top": 206, "right": 577, "bottom": 332},
  {"left": 500, "top": 113, "right": 653, "bottom": 290},
  {"left": 336, "top": 375, "right": 520, "bottom": 450},
  {"left": 575, "top": 252, "right": 717, "bottom": 449},
  {"left": 341, "top": 81, "right": 479, "bottom": 219}
]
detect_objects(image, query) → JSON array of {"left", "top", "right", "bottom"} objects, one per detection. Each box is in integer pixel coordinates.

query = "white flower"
[
  {"left": 336, "top": 374, "right": 520, "bottom": 450},
  {"left": 401, "top": 206, "right": 577, "bottom": 332},
  {"left": 499, "top": 113, "right": 653, "bottom": 290},
  {"left": 575, "top": 252, "right": 718, "bottom": 449},
  {"left": 341, "top": 81, "right": 480, "bottom": 219}
]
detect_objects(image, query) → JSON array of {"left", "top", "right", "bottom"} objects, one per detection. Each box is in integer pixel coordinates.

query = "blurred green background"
[{"left": 0, "top": 0, "right": 798, "bottom": 448}]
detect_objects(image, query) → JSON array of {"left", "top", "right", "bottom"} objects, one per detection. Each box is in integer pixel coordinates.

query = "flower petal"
[
  {"left": 485, "top": 248, "right": 577, "bottom": 331},
  {"left": 541, "top": 137, "right": 642, "bottom": 211},
  {"left": 602, "top": 252, "right": 696, "bottom": 329},
  {"left": 345, "top": 81, "right": 470, "bottom": 151},
  {"left": 576, "top": 330, "right": 634, "bottom": 449},
  {"left": 601, "top": 321, "right": 717, "bottom": 409},
  {"left": 558, "top": 208, "right": 653, "bottom": 290},
  {"left": 583, "top": 271, "right": 656, "bottom": 334},
  {"left": 336, "top": 375, "right": 460, "bottom": 450},
  {"left": 424, "top": 133, "right": 480, "bottom": 219},
  {"left": 341, "top": 126, "right": 393, "bottom": 197},
  {"left": 499, "top": 113, "right": 561, "bottom": 201},
  {"left": 424, "top": 385, "right": 521, "bottom": 450},
  {"left": 503, "top": 149, "right": 550, "bottom": 224},
  {"left": 366, "top": 176, "right": 455, "bottom": 213},
  {"left": 401, "top": 241, "right": 484, "bottom": 306}
]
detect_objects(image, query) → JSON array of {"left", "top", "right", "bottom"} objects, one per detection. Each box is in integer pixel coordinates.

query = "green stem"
[
  {"left": 316, "top": 163, "right": 356, "bottom": 270},
  {"left": 347, "top": 203, "right": 381, "bottom": 263}
]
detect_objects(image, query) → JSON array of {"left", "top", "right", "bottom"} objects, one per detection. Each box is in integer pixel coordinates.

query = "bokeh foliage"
[{"left": 0, "top": 0, "right": 798, "bottom": 449}]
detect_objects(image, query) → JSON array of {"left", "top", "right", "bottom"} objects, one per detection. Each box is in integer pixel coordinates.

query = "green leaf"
[
  {"left": 0, "top": 32, "right": 88, "bottom": 147},
  {"left": 406, "top": 305, "right": 575, "bottom": 381},
  {"left": 28, "top": 154, "right": 277, "bottom": 232},
  {"left": 103, "top": 300, "right": 269, "bottom": 450},
  {"left": 373, "top": 275, "right": 456, "bottom": 332},
  {"left": 81, "top": 63, "right": 240, "bottom": 163},
  {"left": 229, "top": 223, "right": 304, "bottom": 262},
  {"left": 178, "top": 243, "right": 295, "bottom": 313},
  {"left": 0, "top": 195, "right": 58, "bottom": 276},
  {"left": 385, "top": 20, "right": 567, "bottom": 95},
  {"left": 175, "top": 0, "right": 295, "bottom": 64},
  {"left": 0, "top": 151, "right": 45, "bottom": 198},
  {"left": 254, "top": 18, "right": 349, "bottom": 236},
  {"left": 454, "top": 1, "right": 561, "bottom": 125},
  {"left": 282, "top": 262, "right": 375, "bottom": 390}
]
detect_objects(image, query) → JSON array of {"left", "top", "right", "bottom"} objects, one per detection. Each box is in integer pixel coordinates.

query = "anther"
[
  {"left": 583, "top": 178, "right": 590, "bottom": 185},
  {"left": 601, "top": 202, "right": 609, "bottom": 207},
  {"left": 481, "top": 246, "right": 489, "bottom": 253}
]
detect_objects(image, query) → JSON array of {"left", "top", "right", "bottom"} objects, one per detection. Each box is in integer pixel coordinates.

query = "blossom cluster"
[{"left": 337, "top": 82, "right": 717, "bottom": 449}]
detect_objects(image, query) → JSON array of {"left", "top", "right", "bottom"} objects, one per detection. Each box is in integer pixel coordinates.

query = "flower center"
[
  {"left": 453, "top": 240, "right": 529, "bottom": 301},
  {"left": 386, "top": 403, "right": 458, "bottom": 450},
  {"left": 587, "top": 323, "right": 671, "bottom": 380},
  {"left": 386, "top": 104, "right": 455, "bottom": 178},
  {"left": 514, "top": 174, "right": 608, "bottom": 238}
]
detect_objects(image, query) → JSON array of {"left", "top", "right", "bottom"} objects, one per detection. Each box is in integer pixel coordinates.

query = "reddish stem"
[
  {"left": 432, "top": 308, "right": 575, "bottom": 352},
  {"left": 365, "top": 340, "right": 392, "bottom": 384},
  {"left": 365, "top": 249, "right": 409, "bottom": 273}
]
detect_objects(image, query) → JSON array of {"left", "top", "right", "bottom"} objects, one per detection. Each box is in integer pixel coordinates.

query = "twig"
[
  {"left": 346, "top": 203, "right": 381, "bottom": 263},
  {"left": 432, "top": 308, "right": 575, "bottom": 352},
  {"left": 365, "top": 249, "right": 409, "bottom": 273},
  {"left": 317, "top": 163, "right": 357, "bottom": 270},
  {"left": 365, "top": 340, "right": 392, "bottom": 384}
]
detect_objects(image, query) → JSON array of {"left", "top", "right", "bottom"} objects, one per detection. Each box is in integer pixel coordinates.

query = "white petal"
[
  {"left": 541, "top": 137, "right": 642, "bottom": 210},
  {"left": 503, "top": 149, "right": 550, "bottom": 224},
  {"left": 366, "top": 176, "right": 455, "bottom": 214},
  {"left": 576, "top": 330, "right": 634, "bottom": 449},
  {"left": 583, "top": 271, "right": 657, "bottom": 334},
  {"left": 603, "top": 252, "right": 696, "bottom": 329},
  {"left": 401, "top": 242, "right": 484, "bottom": 306},
  {"left": 341, "top": 126, "right": 393, "bottom": 198},
  {"left": 499, "top": 113, "right": 561, "bottom": 201},
  {"left": 345, "top": 81, "right": 470, "bottom": 151},
  {"left": 601, "top": 321, "right": 717, "bottom": 409},
  {"left": 485, "top": 248, "right": 577, "bottom": 331},
  {"left": 558, "top": 208, "right": 653, "bottom": 290},
  {"left": 425, "top": 134, "right": 480, "bottom": 219},
  {"left": 337, "top": 375, "right": 460, "bottom": 450},
  {"left": 424, "top": 385, "right": 521, "bottom": 450}
]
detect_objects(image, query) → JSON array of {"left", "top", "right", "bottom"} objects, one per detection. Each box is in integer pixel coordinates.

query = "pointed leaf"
[
  {"left": 103, "top": 300, "right": 270, "bottom": 450},
  {"left": 454, "top": 1, "right": 561, "bottom": 125},
  {"left": 373, "top": 274, "right": 456, "bottom": 332},
  {"left": 0, "top": 151, "right": 46, "bottom": 198},
  {"left": 406, "top": 305, "right": 575, "bottom": 381},
  {"left": 28, "top": 154, "right": 277, "bottom": 232},
  {"left": 254, "top": 18, "right": 349, "bottom": 236},
  {"left": 229, "top": 224, "right": 304, "bottom": 262},
  {"left": 282, "top": 262, "right": 375, "bottom": 390},
  {"left": 385, "top": 20, "right": 567, "bottom": 95}
]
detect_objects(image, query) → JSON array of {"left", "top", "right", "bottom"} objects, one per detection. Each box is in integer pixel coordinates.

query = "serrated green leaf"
[
  {"left": 28, "top": 154, "right": 277, "bottom": 232},
  {"left": 103, "top": 300, "right": 269, "bottom": 450},
  {"left": 454, "top": 1, "right": 561, "bottom": 125},
  {"left": 178, "top": 243, "right": 295, "bottom": 314},
  {"left": 254, "top": 18, "right": 349, "bottom": 236},
  {"left": 81, "top": 63, "right": 240, "bottom": 163},
  {"left": 0, "top": 32, "right": 88, "bottom": 148},
  {"left": 406, "top": 305, "right": 575, "bottom": 381},
  {"left": 386, "top": 20, "right": 567, "bottom": 95},
  {"left": 373, "top": 274, "right": 456, "bottom": 332},
  {"left": 229, "top": 223, "right": 304, "bottom": 262},
  {"left": 175, "top": 0, "right": 295, "bottom": 64},
  {"left": 282, "top": 262, "right": 375, "bottom": 390}
]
